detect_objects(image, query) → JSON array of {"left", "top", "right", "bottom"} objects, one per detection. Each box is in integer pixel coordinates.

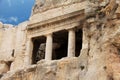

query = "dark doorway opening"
[
  {"left": 53, "top": 30, "right": 68, "bottom": 60},
  {"left": 75, "top": 29, "right": 83, "bottom": 57},
  {"left": 32, "top": 36, "right": 46, "bottom": 64},
  {"left": 31, "top": 29, "right": 82, "bottom": 62}
]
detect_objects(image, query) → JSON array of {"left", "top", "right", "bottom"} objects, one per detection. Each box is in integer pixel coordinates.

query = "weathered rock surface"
[
  {"left": 10, "top": 21, "right": 28, "bottom": 71},
  {"left": 32, "top": 0, "right": 84, "bottom": 14},
  {"left": 0, "top": 24, "right": 16, "bottom": 61},
  {"left": 1, "top": 58, "right": 84, "bottom": 80},
  {"left": 0, "top": 21, "right": 28, "bottom": 72},
  {"left": 0, "top": 61, "right": 9, "bottom": 75},
  {"left": 0, "top": 0, "right": 120, "bottom": 80}
]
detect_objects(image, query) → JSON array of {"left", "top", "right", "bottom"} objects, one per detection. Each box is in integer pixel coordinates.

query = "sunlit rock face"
[
  {"left": 0, "top": 23, "right": 16, "bottom": 65},
  {"left": 0, "top": 0, "right": 120, "bottom": 80},
  {"left": 32, "top": 0, "right": 84, "bottom": 14}
]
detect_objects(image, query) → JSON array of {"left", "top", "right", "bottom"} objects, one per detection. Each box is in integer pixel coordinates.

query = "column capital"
[
  {"left": 68, "top": 28, "right": 76, "bottom": 31},
  {"left": 45, "top": 33, "right": 53, "bottom": 37}
]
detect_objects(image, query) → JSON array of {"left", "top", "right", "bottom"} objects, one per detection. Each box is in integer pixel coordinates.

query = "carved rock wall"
[
  {"left": 0, "top": 23, "right": 16, "bottom": 61},
  {"left": 0, "top": 0, "right": 120, "bottom": 80},
  {"left": 0, "top": 22, "right": 28, "bottom": 73},
  {"left": 32, "top": 0, "right": 84, "bottom": 14},
  {"left": 10, "top": 21, "right": 28, "bottom": 71}
]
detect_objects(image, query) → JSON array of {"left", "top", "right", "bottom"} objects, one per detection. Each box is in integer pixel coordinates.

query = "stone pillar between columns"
[
  {"left": 67, "top": 29, "right": 76, "bottom": 57},
  {"left": 24, "top": 38, "right": 33, "bottom": 66},
  {"left": 45, "top": 33, "right": 53, "bottom": 60}
]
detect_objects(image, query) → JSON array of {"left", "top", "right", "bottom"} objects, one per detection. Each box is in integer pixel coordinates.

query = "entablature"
[{"left": 28, "top": 1, "right": 88, "bottom": 29}]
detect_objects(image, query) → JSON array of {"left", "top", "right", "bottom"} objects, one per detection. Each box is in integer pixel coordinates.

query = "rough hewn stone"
[
  {"left": 0, "top": 60, "right": 9, "bottom": 74},
  {"left": 0, "top": 0, "right": 120, "bottom": 80},
  {"left": 0, "top": 24, "right": 16, "bottom": 61}
]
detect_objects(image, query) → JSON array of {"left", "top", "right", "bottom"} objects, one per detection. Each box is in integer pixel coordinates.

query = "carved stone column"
[
  {"left": 67, "top": 29, "right": 75, "bottom": 57},
  {"left": 45, "top": 33, "right": 53, "bottom": 60},
  {"left": 24, "top": 38, "right": 33, "bottom": 66}
]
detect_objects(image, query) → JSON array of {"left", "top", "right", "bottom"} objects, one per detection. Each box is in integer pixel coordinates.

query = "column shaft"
[
  {"left": 68, "top": 29, "right": 75, "bottom": 57},
  {"left": 24, "top": 38, "right": 33, "bottom": 65},
  {"left": 45, "top": 34, "right": 53, "bottom": 60}
]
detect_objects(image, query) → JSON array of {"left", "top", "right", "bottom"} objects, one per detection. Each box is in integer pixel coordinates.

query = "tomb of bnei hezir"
[{"left": 0, "top": 0, "right": 120, "bottom": 80}]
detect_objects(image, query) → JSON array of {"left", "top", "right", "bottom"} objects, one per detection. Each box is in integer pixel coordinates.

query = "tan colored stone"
[
  {"left": 45, "top": 34, "right": 53, "bottom": 60},
  {"left": 116, "top": 6, "right": 120, "bottom": 18},
  {"left": 68, "top": 29, "right": 75, "bottom": 57},
  {"left": 29, "top": 1, "right": 88, "bottom": 26},
  {"left": 0, "top": 60, "right": 9, "bottom": 74},
  {"left": 1, "top": 0, "right": 120, "bottom": 80}
]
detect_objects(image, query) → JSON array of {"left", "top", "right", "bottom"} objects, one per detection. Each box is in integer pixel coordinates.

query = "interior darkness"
[
  {"left": 53, "top": 29, "right": 83, "bottom": 60},
  {"left": 75, "top": 29, "right": 83, "bottom": 57},
  {"left": 32, "top": 29, "right": 82, "bottom": 63},
  {"left": 53, "top": 30, "right": 68, "bottom": 60},
  {"left": 32, "top": 36, "right": 46, "bottom": 64}
]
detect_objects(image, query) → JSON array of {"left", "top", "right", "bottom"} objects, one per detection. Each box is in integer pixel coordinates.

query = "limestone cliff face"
[
  {"left": 32, "top": 0, "right": 84, "bottom": 14},
  {"left": 0, "top": 0, "right": 120, "bottom": 80},
  {"left": 0, "top": 23, "right": 16, "bottom": 61},
  {"left": 0, "top": 22, "right": 28, "bottom": 74},
  {"left": 10, "top": 21, "right": 28, "bottom": 71}
]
